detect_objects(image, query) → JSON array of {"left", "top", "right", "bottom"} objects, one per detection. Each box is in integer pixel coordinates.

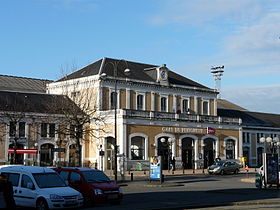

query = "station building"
[{"left": 47, "top": 57, "right": 242, "bottom": 170}]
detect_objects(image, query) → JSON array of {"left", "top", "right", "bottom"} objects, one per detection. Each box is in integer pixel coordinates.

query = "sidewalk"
[{"left": 104, "top": 167, "right": 258, "bottom": 182}]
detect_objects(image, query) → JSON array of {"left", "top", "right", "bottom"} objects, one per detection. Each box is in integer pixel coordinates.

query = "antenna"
[{"left": 211, "top": 65, "right": 224, "bottom": 99}]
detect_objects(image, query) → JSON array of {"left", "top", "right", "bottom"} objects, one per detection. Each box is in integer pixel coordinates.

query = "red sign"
[
  {"left": 8, "top": 149, "right": 38, "bottom": 154},
  {"left": 207, "top": 127, "right": 215, "bottom": 134}
]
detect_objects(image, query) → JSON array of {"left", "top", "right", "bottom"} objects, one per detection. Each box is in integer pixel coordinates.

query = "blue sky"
[{"left": 1, "top": 0, "right": 280, "bottom": 113}]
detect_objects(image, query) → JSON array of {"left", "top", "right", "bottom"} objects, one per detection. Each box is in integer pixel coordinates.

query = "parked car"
[
  {"left": 0, "top": 165, "right": 83, "bottom": 210},
  {"left": 53, "top": 167, "right": 123, "bottom": 206},
  {"left": 208, "top": 161, "right": 241, "bottom": 175}
]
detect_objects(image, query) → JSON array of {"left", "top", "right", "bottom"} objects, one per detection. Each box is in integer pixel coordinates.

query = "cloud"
[
  {"left": 223, "top": 85, "right": 280, "bottom": 114},
  {"left": 149, "top": 0, "right": 263, "bottom": 26}
]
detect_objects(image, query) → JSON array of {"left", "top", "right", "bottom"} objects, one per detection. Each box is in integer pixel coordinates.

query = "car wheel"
[
  {"left": 220, "top": 170, "right": 225, "bottom": 175},
  {"left": 36, "top": 199, "right": 49, "bottom": 210}
]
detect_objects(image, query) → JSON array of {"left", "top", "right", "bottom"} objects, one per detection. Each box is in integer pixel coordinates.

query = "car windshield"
[
  {"left": 82, "top": 171, "right": 111, "bottom": 183},
  {"left": 213, "top": 161, "right": 224, "bottom": 166},
  {"left": 33, "top": 173, "right": 66, "bottom": 188}
]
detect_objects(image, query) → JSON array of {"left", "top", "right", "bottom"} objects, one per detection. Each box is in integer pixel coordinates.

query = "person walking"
[{"left": 0, "top": 174, "right": 16, "bottom": 209}]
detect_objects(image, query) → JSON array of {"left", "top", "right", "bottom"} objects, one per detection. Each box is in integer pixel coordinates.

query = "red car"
[{"left": 53, "top": 167, "right": 123, "bottom": 206}]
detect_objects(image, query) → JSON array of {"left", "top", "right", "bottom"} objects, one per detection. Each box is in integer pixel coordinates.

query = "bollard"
[
  {"left": 161, "top": 174, "right": 164, "bottom": 183},
  {"left": 131, "top": 173, "right": 133, "bottom": 181}
]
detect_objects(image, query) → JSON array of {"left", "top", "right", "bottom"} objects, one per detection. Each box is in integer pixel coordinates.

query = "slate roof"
[
  {"left": 0, "top": 90, "right": 82, "bottom": 115},
  {"left": 217, "top": 99, "right": 280, "bottom": 128},
  {"left": 0, "top": 75, "right": 52, "bottom": 93},
  {"left": 57, "top": 57, "right": 209, "bottom": 89}
]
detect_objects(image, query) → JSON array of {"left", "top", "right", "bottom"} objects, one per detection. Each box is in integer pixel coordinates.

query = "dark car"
[
  {"left": 53, "top": 167, "right": 123, "bottom": 206},
  {"left": 208, "top": 161, "right": 241, "bottom": 175}
]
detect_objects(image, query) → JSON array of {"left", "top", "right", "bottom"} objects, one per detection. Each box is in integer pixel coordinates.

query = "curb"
[{"left": 152, "top": 200, "right": 280, "bottom": 210}]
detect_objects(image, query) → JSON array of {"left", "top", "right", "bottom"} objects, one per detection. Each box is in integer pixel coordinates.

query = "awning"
[{"left": 8, "top": 149, "right": 38, "bottom": 154}]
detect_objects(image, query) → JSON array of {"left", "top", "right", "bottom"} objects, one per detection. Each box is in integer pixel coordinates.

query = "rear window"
[
  {"left": 1, "top": 173, "right": 20, "bottom": 186},
  {"left": 32, "top": 173, "right": 66, "bottom": 188},
  {"left": 82, "top": 171, "right": 110, "bottom": 183}
]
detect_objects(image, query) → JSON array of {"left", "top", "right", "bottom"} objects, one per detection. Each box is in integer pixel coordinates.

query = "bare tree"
[{"left": 50, "top": 78, "right": 106, "bottom": 167}]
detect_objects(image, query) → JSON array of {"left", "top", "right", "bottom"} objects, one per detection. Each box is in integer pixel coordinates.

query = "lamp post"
[
  {"left": 101, "top": 60, "right": 130, "bottom": 183},
  {"left": 160, "top": 137, "right": 175, "bottom": 172},
  {"left": 260, "top": 137, "right": 280, "bottom": 154}
]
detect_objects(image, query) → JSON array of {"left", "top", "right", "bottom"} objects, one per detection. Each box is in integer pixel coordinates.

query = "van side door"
[
  {"left": 19, "top": 174, "right": 37, "bottom": 207},
  {"left": 1, "top": 172, "right": 21, "bottom": 206}
]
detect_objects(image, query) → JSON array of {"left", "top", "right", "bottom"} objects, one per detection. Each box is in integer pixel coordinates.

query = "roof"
[
  {"left": 217, "top": 99, "right": 247, "bottom": 111},
  {"left": 54, "top": 167, "right": 100, "bottom": 172},
  {"left": 57, "top": 57, "right": 209, "bottom": 89},
  {"left": 0, "top": 75, "right": 52, "bottom": 93},
  {"left": 0, "top": 165, "right": 56, "bottom": 173},
  {"left": 0, "top": 90, "right": 82, "bottom": 115}
]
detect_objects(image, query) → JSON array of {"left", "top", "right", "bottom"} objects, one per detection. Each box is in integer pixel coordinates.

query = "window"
[
  {"left": 182, "top": 99, "right": 189, "bottom": 113},
  {"left": 70, "top": 172, "right": 81, "bottom": 184},
  {"left": 1, "top": 173, "right": 20, "bottom": 186},
  {"left": 9, "top": 122, "right": 16, "bottom": 137},
  {"left": 131, "top": 136, "right": 145, "bottom": 160},
  {"left": 110, "top": 91, "right": 117, "bottom": 109},
  {"left": 71, "top": 91, "right": 80, "bottom": 99},
  {"left": 19, "top": 122, "right": 25, "bottom": 137},
  {"left": 137, "top": 94, "right": 144, "bottom": 110},
  {"left": 49, "top": 124, "right": 55, "bottom": 138},
  {"left": 243, "top": 132, "right": 250, "bottom": 144},
  {"left": 226, "top": 140, "right": 235, "bottom": 159},
  {"left": 202, "top": 101, "right": 209, "bottom": 115},
  {"left": 161, "top": 97, "right": 167, "bottom": 112},
  {"left": 41, "top": 123, "right": 47, "bottom": 137},
  {"left": 59, "top": 171, "right": 70, "bottom": 181},
  {"left": 21, "top": 174, "right": 34, "bottom": 188}
]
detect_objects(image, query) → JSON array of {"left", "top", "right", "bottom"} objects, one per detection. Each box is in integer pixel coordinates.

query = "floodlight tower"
[{"left": 211, "top": 65, "right": 224, "bottom": 99}]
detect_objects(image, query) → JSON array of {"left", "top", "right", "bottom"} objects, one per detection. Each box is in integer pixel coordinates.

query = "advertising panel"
[
  {"left": 150, "top": 156, "right": 162, "bottom": 180},
  {"left": 264, "top": 153, "right": 279, "bottom": 185}
]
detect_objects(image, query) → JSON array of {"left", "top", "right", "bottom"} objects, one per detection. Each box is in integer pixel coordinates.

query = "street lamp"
[
  {"left": 101, "top": 60, "right": 130, "bottom": 182},
  {"left": 260, "top": 136, "right": 280, "bottom": 154},
  {"left": 160, "top": 137, "right": 175, "bottom": 172}
]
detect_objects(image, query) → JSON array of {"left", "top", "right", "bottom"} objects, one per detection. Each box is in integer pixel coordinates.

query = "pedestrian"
[
  {"left": 0, "top": 174, "right": 16, "bottom": 209},
  {"left": 172, "top": 157, "right": 176, "bottom": 171}
]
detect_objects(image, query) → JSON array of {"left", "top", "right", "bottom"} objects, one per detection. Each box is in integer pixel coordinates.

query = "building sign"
[
  {"left": 207, "top": 127, "right": 215, "bottom": 134},
  {"left": 162, "top": 127, "right": 203, "bottom": 134},
  {"left": 150, "top": 156, "right": 162, "bottom": 180},
  {"left": 8, "top": 149, "right": 37, "bottom": 154}
]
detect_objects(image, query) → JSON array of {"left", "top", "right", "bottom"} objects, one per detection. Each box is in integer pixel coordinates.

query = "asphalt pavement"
[{"left": 87, "top": 171, "right": 280, "bottom": 210}]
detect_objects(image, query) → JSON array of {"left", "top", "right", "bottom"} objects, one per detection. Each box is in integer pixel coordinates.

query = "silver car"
[{"left": 208, "top": 161, "right": 241, "bottom": 175}]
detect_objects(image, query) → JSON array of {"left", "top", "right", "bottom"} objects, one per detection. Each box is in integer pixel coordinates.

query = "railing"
[{"left": 123, "top": 109, "right": 241, "bottom": 125}]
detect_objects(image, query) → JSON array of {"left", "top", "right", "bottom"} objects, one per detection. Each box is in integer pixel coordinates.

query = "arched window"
[
  {"left": 226, "top": 140, "right": 235, "bottom": 159},
  {"left": 131, "top": 136, "right": 145, "bottom": 160}
]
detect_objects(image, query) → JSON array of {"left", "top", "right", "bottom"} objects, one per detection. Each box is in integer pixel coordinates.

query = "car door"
[
  {"left": 1, "top": 172, "right": 21, "bottom": 206},
  {"left": 69, "top": 171, "right": 83, "bottom": 193},
  {"left": 19, "top": 174, "right": 37, "bottom": 207}
]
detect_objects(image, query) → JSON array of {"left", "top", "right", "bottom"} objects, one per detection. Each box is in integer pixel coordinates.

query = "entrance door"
[
  {"left": 106, "top": 137, "right": 116, "bottom": 170},
  {"left": 182, "top": 138, "right": 194, "bottom": 169},
  {"left": 40, "top": 144, "right": 54, "bottom": 166},
  {"left": 157, "top": 137, "right": 170, "bottom": 170},
  {"left": 203, "top": 138, "right": 215, "bottom": 168}
]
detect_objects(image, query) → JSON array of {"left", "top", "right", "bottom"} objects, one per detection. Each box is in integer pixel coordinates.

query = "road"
[{"left": 85, "top": 173, "right": 280, "bottom": 210}]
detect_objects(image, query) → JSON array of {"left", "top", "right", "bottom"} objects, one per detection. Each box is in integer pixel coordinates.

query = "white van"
[{"left": 0, "top": 165, "right": 83, "bottom": 210}]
